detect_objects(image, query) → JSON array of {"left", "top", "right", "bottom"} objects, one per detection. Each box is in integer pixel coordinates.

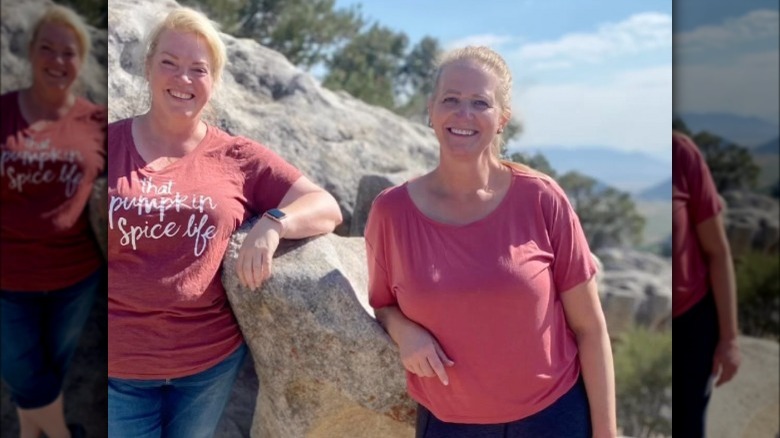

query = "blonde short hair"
[
  {"left": 29, "top": 4, "right": 92, "bottom": 61},
  {"left": 430, "top": 46, "right": 513, "bottom": 157},
  {"left": 143, "top": 7, "right": 226, "bottom": 87}
]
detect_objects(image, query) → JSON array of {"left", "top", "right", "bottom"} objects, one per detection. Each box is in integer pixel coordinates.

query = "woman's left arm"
[
  {"left": 237, "top": 176, "right": 342, "bottom": 289},
  {"left": 561, "top": 277, "right": 617, "bottom": 438}
]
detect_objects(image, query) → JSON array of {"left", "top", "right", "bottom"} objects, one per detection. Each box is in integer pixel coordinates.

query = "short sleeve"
[
  {"left": 678, "top": 135, "right": 722, "bottom": 224},
  {"left": 238, "top": 139, "right": 303, "bottom": 215},
  {"left": 365, "top": 191, "right": 396, "bottom": 309},
  {"left": 543, "top": 182, "right": 598, "bottom": 293}
]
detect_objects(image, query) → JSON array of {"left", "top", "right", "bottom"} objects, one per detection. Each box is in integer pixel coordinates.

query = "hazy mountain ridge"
[
  {"left": 637, "top": 178, "right": 672, "bottom": 201},
  {"left": 515, "top": 146, "right": 671, "bottom": 193},
  {"left": 676, "top": 112, "right": 779, "bottom": 148},
  {"left": 754, "top": 137, "right": 779, "bottom": 155}
]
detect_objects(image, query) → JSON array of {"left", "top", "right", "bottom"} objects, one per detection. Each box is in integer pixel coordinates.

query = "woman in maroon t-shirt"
[
  {"left": 0, "top": 5, "right": 104, "bottom": 438},
  {"left": 106, "top": 7, "right": 342, "bottom": 437}
]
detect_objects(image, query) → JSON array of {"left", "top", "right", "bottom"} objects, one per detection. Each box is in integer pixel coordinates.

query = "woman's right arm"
[
  {"left": 375, "top": 305, "right": 454, "bottom": 386},
  {"left": 366, "top": 191, "right": 453, "bottom": 386},
  {"left": 696, "top": 213, "right": 741, "bottom": 386}
]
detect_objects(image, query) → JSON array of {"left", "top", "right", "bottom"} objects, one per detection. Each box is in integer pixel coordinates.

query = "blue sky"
[
  {"left": 335, "top": 0, "right": 674, "bottom": 161},
  {"left": 674, "top": 0, "right": 779, "bottom": 130}
]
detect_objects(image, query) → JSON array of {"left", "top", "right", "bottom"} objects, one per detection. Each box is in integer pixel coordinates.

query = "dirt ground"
[{"left": 706, "top": 336, "right": 779, "bottom": 438}]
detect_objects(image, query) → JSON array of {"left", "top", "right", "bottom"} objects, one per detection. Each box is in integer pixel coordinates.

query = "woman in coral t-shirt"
[
  {"left": 106, "top": 8, "right": 342, "bottom": 438},
  {"left": 365, "top": 47, "right": 616, "bottom": 437},
  {"left": 672, "top": 131, "right": 740, "bottom": 437},
  {"left": 0, "top": 5, "right": 104, "bottom": 438}
]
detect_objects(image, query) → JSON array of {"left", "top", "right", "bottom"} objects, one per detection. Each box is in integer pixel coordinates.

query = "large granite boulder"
[
  {"left": 596, "top": 248, "right": 673, "bottom": 334},
  {"left": 222, "top": 224, "right": 414, "bottom": 437},
  {"left": 722, "top": 190, "right": 780, "bottom": 256},
  {"left": 107, "top": 0, "right": 438, "bottom": 235},
  {"left": 349, "top": 172, "right": 412, "bottom": 237}
]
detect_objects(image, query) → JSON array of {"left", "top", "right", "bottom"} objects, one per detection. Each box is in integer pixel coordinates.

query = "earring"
[
  {"left": 427, "top": 119, "right": 432, "bottom": 128},
  {"left": 497, "top": 127, "right": 504, "bottom": 134}
]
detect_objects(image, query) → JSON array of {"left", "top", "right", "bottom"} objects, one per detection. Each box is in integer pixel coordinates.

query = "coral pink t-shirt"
[
  {"left": 107, "top": 118, "right": 301, "bottom": 379},
  {"left": 1, "top": 91, "right": 105, "bottom": 291},
  {"left": 672, "top": 133, "right": 721, "bottom": 317},
  {"left": 365, "top": 168, "right": 597, "bottom": 424}
]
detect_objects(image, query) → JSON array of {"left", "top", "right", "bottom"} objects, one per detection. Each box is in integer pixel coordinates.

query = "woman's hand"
[
  {"left": 237, "top": 217, "right": 282, "bottom": 290},
  {"left": 396, "top": 320, "right": 455, "bottom": 386},
  {"left": 712, "top": 338, "right": 741, "bottom": 386}
]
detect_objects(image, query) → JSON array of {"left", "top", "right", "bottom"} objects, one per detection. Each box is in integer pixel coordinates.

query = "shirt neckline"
[
  {"left": 402, "top": 167, "right": 518, "bottom": 229},
  {"left": 13, "top": 90, "right": 84, "bottom": 135},
  {"left": 125, "top": 117, "right": 214, "bottom": 174}
]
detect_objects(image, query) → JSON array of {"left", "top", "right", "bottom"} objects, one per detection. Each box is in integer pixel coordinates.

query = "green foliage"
[
  {"left": 673, "top": 117, "right": 760, "bottom": 193},
  {"left": 691, "top": 132, "right": 760, "bottom": 192},
  {"left": 176, "top": 0, "right": 446, "bottom": 125},
  {"left": 500, "top": 119, "right": 523, "bottom": 151},
  {"left": 57, "top": 0, "right": 107, "bottom": 27},
  {"left": 507, "top": 151, "right": 556, "bottom": 177},
  {"left": 394, "top": 36, "right": 443, "bottom": 120},
  {"left": 672, "top": 116, "right": 690, "bottom": 134},
  {"left": 180, "top": 0, "right": 363, "bottom": 69},
  {"left": 557, "top": 171, "right": 645, "bottom": 250},
  {"left": 505, "top": 154, "right": 645, "bottom": 250},
  {"left": 323, "top": 23, "right": 408, "bottom": 108},
  {"left": 735, "top": 251, "right": 780, "bottom": 340},
  {"left": 324, "top": 27, "right": 446, "bottom": 117},
  {"left": 398, "top": 36, "right": 440, "bottom": 99},
  {"left": 613, "top": 327, "right": 672, "bottom": 438}
]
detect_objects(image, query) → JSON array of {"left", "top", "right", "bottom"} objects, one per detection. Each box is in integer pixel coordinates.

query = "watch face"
[{"left": 266, "top": 209, "right": 286, "bottom": 220}]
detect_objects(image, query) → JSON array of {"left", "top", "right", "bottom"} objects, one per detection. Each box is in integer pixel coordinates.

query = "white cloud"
[
  {"left": 512, "top": 12, "right": 671, "bottom": 67},
  {"left": 675, "top": 50, "right": 780, "bottom": 123},
  {"left": 675, "top": 9, "right": 779, "bottom": 51},
  {"left": 445, "top": 34, "right": 515, "bottom": 51},
  {"left": 512, "top": 65, "right": 672, "bottom": 159}
]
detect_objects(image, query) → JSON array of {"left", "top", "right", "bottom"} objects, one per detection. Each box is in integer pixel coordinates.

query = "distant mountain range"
[
  {"left": 516, "top": 146, "right": 671, "bottom": 193},
  {"left": 676, "top": 112, "right": 779, "bottom": 148},
  {"left": 636, "top": 177, "right": 671, "bottom": 201},
  {"left": 754, "top": 137, "right": 779, "bottom": 155}
]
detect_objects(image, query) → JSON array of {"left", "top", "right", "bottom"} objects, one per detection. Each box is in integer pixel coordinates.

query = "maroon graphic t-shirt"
[
  {"left": 1, "top": 91, "right": 106, "bottom": 291},
  {"left": 107, "top": 118, "right": 301, "bottom": 379}
]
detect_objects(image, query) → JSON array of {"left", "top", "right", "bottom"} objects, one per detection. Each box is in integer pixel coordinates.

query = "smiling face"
[
  {"left": 29, "top": 22, "right": 82, "bottom": 93},
  {"left": 147, "top": 29, "right": 214, "bottom": 120},
  {"left": 428, "top": 61, "right": 507, "bottom": 160}
]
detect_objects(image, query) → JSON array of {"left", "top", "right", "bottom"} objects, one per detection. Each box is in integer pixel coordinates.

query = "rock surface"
[
  {"left": 222, "top": 224, "right": 414, "bottom": 437},
  {"left": 107, "top": 0, "right": 438, "bottom": 235},
  {"left": 596, "top": 248, "right": 673, "bottom": 334},
  {"left": 349, "top": 172, "right": 412, "bottom": 237},
  {"left": 722, "top": 190, "right": 780, "bottom": 256}
]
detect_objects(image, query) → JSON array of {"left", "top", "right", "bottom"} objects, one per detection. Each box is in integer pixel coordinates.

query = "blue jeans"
[
  {"left": 416, "top": 376, "right": 592, "bottom": 438},
  {"left": 0, "top": 269, "right": 100, "bottom": 409},
  {"left": 108, "top": 343, "right": 248, "bottom": 438}
]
